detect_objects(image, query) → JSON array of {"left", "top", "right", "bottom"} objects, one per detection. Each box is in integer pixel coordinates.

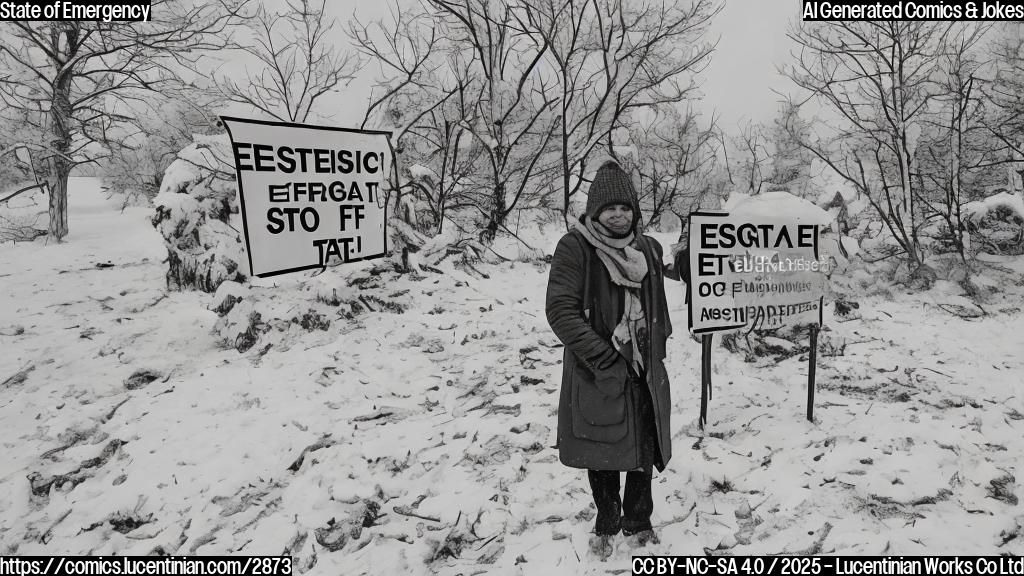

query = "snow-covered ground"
[{"left": 2, "top": 178, "right": 1024, "bottom": 573}]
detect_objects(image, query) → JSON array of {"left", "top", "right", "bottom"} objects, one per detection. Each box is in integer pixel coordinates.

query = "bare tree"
[
  {"left": 783, "top": 21, "right": 955, "bottom": 271},
  {"left": 732, "top": 119, "right": 772, "bottom": 195},
  {"left": 768, "top": 100, "right": 814, "bottom": 198},
  {"left": 350, "top": 6, "right": 443, "bottom": 133},
  {"left": 983, "top": 23, "right": 1024, "bottom": 167},
  {"left": 217, "top": 0, "right": 360, "bottom": 123},
  {"left": 349, "top": 4, "right": 465, "bottom": 232},
  {"left": 405, "top": 87, "right": 487, "bottom": 234},
  {"left": 516, "top": 0, "right": 719, "bottom": 226},
  {"left": 0, "top": 109, "right": 43, "bottom": 193},
  {"left": 628, "top": 107, "right": 718, "bottom": 228},
  {"left": 103, "top": 89, "right": 222, "bottom": 206},
  {"left": 351, "top": 0, "right": 718, "bottom": 243},
  {"left": 428, "top": 0, "right": 561, "bottom": 242},
  {"left": 0, "top": 0, "right": 248, "bottom": 241},
  {"left": 916, "top": 25, "right": 993, "bottom": 276},
  {"left": 371, "top": 74, "right": 486, "bottom": 236}
]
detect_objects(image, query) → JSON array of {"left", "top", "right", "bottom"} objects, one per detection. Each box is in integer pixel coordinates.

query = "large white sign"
[
  {"left": 222, "top": 117, "right": 393, "bottom": 278},
  {"left": 687, "top": 194, "right": 832, "bottom": 334}
]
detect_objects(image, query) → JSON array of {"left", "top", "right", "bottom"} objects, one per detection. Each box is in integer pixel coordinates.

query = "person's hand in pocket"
[{"left": 592, "top": 356, "right": 628, "bottom": 397}]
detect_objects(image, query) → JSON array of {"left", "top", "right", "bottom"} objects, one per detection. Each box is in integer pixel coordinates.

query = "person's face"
[{"left": 598, "top": 203, "right": 633, "bottom": 235}]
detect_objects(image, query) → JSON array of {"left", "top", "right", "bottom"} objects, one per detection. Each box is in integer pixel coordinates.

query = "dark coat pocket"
[
  {"left": 571, "top": 358, "right": 629, "bottom": 442},
  {"left": 580, "top": 359, "right": 627, "bottom": 425}
]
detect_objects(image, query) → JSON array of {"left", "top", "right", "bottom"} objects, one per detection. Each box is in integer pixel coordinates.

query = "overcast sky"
[
  {"left": 700, "top": 0, "right": 801, "bottom": 130},
  {"left": 331, "top": 0, "right": 799, "bottom": 134}
]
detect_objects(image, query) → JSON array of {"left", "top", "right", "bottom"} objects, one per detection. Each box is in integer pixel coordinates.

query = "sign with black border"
[
  {"left": 221, "top": 117, "right": 395, "bottom": 278},
  {"left": 687, "top": 211, "right": 827, "bottom": 335}
]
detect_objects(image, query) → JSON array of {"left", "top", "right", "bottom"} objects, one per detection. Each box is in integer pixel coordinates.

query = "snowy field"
[{"left": 2, "top": 178, "right": 1024, "bottom": 574}]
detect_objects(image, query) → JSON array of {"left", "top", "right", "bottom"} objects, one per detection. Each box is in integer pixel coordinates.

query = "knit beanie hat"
[{"left": 586, "top": 161, "right": 638, "bottom": 224}]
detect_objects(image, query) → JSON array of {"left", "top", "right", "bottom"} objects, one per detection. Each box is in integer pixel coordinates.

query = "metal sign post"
[
  {"left": 807, "top": 325, "right": 819, "bottom": 422},
  {"left": 700, "top": 333, "right": 712, "bottom": 430},
  {"left": 687, "top": 195, "right": 831, "bottom": 429}
]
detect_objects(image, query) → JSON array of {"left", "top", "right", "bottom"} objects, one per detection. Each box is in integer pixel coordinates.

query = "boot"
[
  {"left": 588, "top": 533, "right": 614, "bottom": 561},
  {"left": 625, "top": 529, "right": 660, "bottom": 548}
]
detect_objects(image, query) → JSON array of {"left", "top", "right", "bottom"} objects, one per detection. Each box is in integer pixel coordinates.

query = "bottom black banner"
[
  {"left": 632, "top": 556, "right": 1024, "bottom": 576},
  {"left": 0, "top": 556, "right": 292, "bottom": 576}
]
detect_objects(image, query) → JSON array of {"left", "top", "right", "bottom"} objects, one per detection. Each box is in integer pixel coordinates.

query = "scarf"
[{"left": 575, "top": 218, "right": 649, "bottom": 374}]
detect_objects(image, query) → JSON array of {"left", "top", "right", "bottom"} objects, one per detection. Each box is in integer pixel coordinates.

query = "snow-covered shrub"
[
  {"left": 485, "top": 207, "right": 557, "bottom": 263},
  {"left": 816, "top": 185, "right": 870, "bottom": 237},
  {"left": 904, "top": 262, "right": 939, "bottom": 291},
  {"left": 214, "top": 299, "right": 265, "bottom": 353},
  {"left": 209, "top": 280, "right": 249, "bottom": 316},
  {"left": 103, "top": 96, "right": 221, "bottom": 206},
  {"left": 963, "top": 192, "right": 1024, "bottom": 255},
  {"left": 0, "top": 184, "right": 47, "bottom": 242},
  {"left": 151, "top": 134, "right": 248, "bottom": 292},
  {"left": 400, "top": 164, "right": 443, "bottom": 234}
]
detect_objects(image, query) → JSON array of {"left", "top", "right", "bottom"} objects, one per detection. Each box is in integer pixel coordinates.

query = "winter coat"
[{"left": 545, "top": 228, "right": 675, "bottom": 472}]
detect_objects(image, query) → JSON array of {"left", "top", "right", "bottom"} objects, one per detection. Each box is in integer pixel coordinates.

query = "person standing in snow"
[{"left": 545, "top": 160, "right": 687, "bottom": 558}]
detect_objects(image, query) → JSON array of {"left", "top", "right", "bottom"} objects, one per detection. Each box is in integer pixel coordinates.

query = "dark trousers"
[
  {"left": 587, "top": 468, "right": 654, "bottom": 536},
  {"left": 587, "top": 362, "right": 658, "bottom": 536}
]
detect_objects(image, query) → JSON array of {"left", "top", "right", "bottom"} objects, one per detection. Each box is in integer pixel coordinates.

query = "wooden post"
[
  {"left": 807, "top": 325, "right": 819, "bottom": 422},
  {"left": 700, "top": 333, "right": 712, "bottom": 430}
]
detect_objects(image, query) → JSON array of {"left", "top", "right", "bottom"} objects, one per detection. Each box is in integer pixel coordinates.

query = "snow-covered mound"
[
  {"left": 152, "top": 134, "right": 248, "bottom": 293},
  {"left": 964, "top": 191, "right": 1024, "bottom": 226},
  {"left": 963, "top": 192, "right": 1024, "bottom": 255},
  {"left": 718, "top": 190, "right": 858, "bottom": 269},
  {"left": 726, "top": 190, "right": 834, "bottom": 225}
]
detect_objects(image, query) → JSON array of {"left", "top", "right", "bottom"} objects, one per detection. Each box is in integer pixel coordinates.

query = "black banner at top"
[
  {"left": 0, "top": 1, "right": 152, "bottom": 22},
  {"left": 802, "top": 0, "right": 1024, "bottom": 21}
]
